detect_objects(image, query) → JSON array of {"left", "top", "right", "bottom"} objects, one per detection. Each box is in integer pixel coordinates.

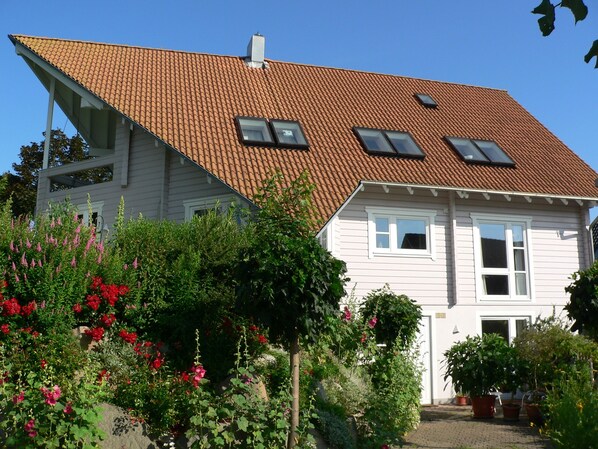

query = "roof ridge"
[{"left": 10, "top": 34, "right": 507, "bottom": 93}]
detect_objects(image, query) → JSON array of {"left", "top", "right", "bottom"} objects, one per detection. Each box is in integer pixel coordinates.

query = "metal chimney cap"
[{"left": 245, "top": 33, "right": 268, "bottom": 68}]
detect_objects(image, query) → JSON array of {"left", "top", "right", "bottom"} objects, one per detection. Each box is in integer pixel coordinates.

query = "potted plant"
[
  {"left": 500, "top": 351, "right": 526, "bottom": 421},
  {"left": 443, "top": 334, "right": 515, "bottom": 419}
]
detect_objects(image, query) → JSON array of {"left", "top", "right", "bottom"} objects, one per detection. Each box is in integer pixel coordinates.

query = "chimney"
[{"left": 245, "top": 33, "right": 268, "bottom": 68}]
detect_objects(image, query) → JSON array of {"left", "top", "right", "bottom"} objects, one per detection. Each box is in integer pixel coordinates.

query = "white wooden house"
[{"left": 10, "top": 34, "right": 598, "bottom": 403}]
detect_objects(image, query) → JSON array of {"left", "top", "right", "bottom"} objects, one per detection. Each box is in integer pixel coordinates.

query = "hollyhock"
[
  {"left": 368, "top": 316, "right": 378, "bottom": 329},
  {"left": 24, "top": 419, "right": 36, "bottom": 438},
  {"left": 64, "top": 402, "right": 73, "bottom": 414},
  {"left": 41, "top": 385, "right": 61, "bottom": 406},
  {"left": 40, "top": 359, "right": 47, "bottom": 369},
  {"left": 12, "top": 391, "right": 25, "bottom": 404},
  {"left": 343, "top": 306, "right": 351, "bottom": 321},
  {"left": 191, "top": 364, "right": 206, "bottom": 388}
]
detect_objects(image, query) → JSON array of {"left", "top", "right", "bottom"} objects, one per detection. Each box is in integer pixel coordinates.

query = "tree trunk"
[{"left": 287, "top": 334, "right": 300, "bottom": 449}]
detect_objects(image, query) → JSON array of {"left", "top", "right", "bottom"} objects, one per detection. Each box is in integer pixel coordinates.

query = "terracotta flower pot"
[
  {"left": 470, "top": 395, "right": 496, "bottom": 419},
  {"left": 502, "top": 402, "right": 522, "bottom": 421},
  {"left": 524, "top": 403, "right": 544, "bottom": 427},
  {"left": 455, "top": 395, "right": 469, "bottom": 406}
]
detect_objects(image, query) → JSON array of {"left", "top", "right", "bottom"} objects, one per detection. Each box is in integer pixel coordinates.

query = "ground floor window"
[{"left": 480, "top": 316, "right": 530, "bottom": 343}]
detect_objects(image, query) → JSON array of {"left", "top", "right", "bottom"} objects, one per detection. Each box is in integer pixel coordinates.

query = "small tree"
[
  {"left": 565, "top": 263, "right": 598, "bottom": 342},
  {"left": 236, "top": 171, "right": 347, "bottom": 448}
]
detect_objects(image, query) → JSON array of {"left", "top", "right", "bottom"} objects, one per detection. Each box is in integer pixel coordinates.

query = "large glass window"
[
  {"left": 481, "top": 317, "right": 530, "bottom": 343},
  {"left": 354, "top": 127, "right": 425, "bottom": 159},
  {"left": 236, "top": 117, "right": 274, "bottom": 145},
  {"left": 367, "top": 207, "right": 436, "bottom": 258},
  {"left": 235, "top": 117, "right": 308, "bottom": 149},
  {"left": 473, "top": 214, "right": 532, "bottom": 300},
  {"left": 445, "top": 136, "right": 515, "bottom": 166}
]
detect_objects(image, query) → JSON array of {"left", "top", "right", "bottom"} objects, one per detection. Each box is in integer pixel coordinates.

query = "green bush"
[
  {"left": 360, "top": 285, "right": 422, "bottom": 350},
  {"left": 544, "top": 369, "right": 598, "bottom": 449}
]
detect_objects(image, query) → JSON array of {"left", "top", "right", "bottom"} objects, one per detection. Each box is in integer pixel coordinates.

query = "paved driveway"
[{"left": 403, "top": 405, "right": 553, "bottom": 449}]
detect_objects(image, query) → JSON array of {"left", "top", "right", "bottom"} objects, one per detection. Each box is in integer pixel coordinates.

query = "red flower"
[
  {"left": 20, "top": 301, "right": 37, "bottom": 317},
  {"left": 361, "top": 332, "right": 367, "bottom": 344},
  {"left": 12, "top": 391, "right": 25, "bottom": 404},
  {"left": 100, "top": 284, "right": 119, "bottom": 306},
  {"left": 85, "top": 327, "right": 105, "bottom": 341},
  {"left": 1, "top": 297, "right": 21, "bottom": 316},
  {"left": 257, "top": 334, "right": 268, "bottom": 345},
  {"left": 118, "top": 285, "right": 129, "bottom": 296},
  {"left": 64, "top": 402, "right": 73, "bottom": 414},
  {"left": 119, "top": 329, "right": 137, "bottom": 344},
  {"left": 86, "top": 294, "right": 101, "bottom": 311},
  {"left": 98, "top": 369, "right": 110, "bottom": 384},
  {"left": 91, "top": 277, "right": 103, "bottom": 289},
  {"left": 73, "top": 303, "right": 83, "bottom": 313},
  {"left": 368, "top": 316, "right": 378, "bottom": 329},
  {"left": 151, "top": 357, "right": 163, "bottom": 370},
  {"left": 249, "top": 324, "right": 258, "bottom": 332},
  {"left": 40, "top": 359, "right": 47, "bottom": 369},
  {"left": 100, "top": 313, "right": 116, "bottom": 327},
  {"left": 1, "top": 324, "right": 9, "bottom": 334},
  {"left": 381, "top": 445, "right": 390, "bottom": 449}
]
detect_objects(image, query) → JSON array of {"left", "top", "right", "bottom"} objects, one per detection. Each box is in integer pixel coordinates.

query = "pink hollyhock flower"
[
  {"left": 41, "top": 385, "right": 61, "bottom": 406},
  {"left": 191, "top": 364, "right": 206, "bottom": 387},
  {"left": 381, "top": 445, "right": 390, "bottom": 449},
  {"left": 24, "top": 419, "right": 36, "bottom": 438},
  {"left": 343, "top": 306, "right": 351, "bottom": 322},
  {"left": 12, "top": 391, "right": 25, "bottom": 404},
  {"left": 64, "top": 402, "right": 73, "bottom": 414},
  {"left": 368, "top": 316, "right": 378, "bottom": 329}
]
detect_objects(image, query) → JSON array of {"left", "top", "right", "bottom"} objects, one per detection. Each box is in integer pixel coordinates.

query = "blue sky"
[{"left": 1, "top": 1, "right": 597, "bottom": 194}]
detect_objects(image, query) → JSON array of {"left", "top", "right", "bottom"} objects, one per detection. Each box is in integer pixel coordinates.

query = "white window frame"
[
  {"left": 366, "top": 207, "right": 436, "bottom": 259},
  {"left": 183, "top": 195, "right": 238, "bottom": 221},
  {"left": 476, "top": 312, "right": 533, "bottom": 343},
  {"left": 471, "top": 213, "right": 534, "bottom": 302},
  {"left": 76, "top": 201, "right": 104, "bottom": 227}
]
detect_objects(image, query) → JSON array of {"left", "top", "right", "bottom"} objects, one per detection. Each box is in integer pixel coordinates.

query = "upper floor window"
[
  {"left": 366, "top": 207, "right": 436, "bottom": 259},
  {"left": 445, "top": 137, "right": 515, "bottom": 167},
  {"left": 472, "top": 213, "right": 533, "bottom": 301},
  {"left": 184, "top": 195, "right": 239, "bottom": 221},
  {"left": 235, "top": 116, "right": 308, "bottom": 149},
  {"left": 354, "top": 127, "right": 425, "bottom": 159}
]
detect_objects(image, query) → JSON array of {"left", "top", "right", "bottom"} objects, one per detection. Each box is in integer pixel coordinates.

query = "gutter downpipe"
[{"left": 448, "top": 191, "right": 458, "bottom": 306}]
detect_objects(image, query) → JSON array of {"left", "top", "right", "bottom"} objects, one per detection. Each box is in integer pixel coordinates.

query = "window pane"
[
  {"left": 375, "top": 217, "right": 389, "bottom": 249},
  {"left": 480, "top": 223, "right": 507, "bottom": 268},
  {"left": 355, "top": 128, "right": 394, "bottom": 154},
  {"left": 397, "top": 219, "right": 426, "bottom": 250},
  {"left": 515, "top": 273, "right": 527, "bottom": 295},
  {"left": 270, "top": 120, "right": 308, "bottom": 146},
  {"left": 481, "top": 319, "right": 509, "bottom": 341},
  {"left": 515, "top": 319, "right": 529, "bottom": 337},
  {"left": 483, "top": 275, "right": 509, "bottom": 295},
  {"left": 237, "top": 118, "right": 274, "bottom": 144},
  {"left": 446, "top": 137, "right": 489, "bottom": 162},
  {"left": 514, "top": 249, "right": 526, "bottom": 271},
  {"left": 385, "top": 132, "right": 425, "bottom": 157},
  {"left": 474, "top": 140, "right": 515, "bottom": 165},
  {"left": 512, "top": 225, "right": 524, "bottom": 248}
]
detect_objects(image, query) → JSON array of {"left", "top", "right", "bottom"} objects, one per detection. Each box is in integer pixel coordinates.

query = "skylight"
[
  {"left": 415, "top": 93, "right": 437, "bottom": 108},
  {"left": 235, "top": 117, "right": 309, "bottom": 149},
  {"left": 445, "top": 136, "right": 515, "bottom": 167},
  {"left": 354, "top": 127, "right": 425, "bottom": 159}
]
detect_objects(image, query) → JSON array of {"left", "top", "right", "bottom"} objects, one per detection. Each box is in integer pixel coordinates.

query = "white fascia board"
[
  {"left": 360, "top": 180, "right": 598, "bottom": 203},
  {"left": 15, "top": 42, "right": 105, "bottom": 110},
  {"left": 316, "top": 182, "right": 364, "bottom": 238}
]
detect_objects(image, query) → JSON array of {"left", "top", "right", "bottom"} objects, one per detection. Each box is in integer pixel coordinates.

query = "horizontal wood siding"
[
  {"left": 338, "top": 189, "right": 449, "bottom": 305},
  {"left": 166, "top": 154, "right": 243, "bottom": 222}
]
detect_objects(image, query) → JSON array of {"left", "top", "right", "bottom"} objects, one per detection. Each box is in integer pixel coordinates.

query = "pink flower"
[
  {"left": 381, "top": 445, "right": 390, "bottom": 449},
  {"left": 41, "top": 385, "right": 61, "bottom": 406},
  {"left": 361, "top": 332, "right": 367, "bottom": 344},
  {"left": 24, "top": 419, "right": 36, "bottom": 438},
  {"left": 70, "top": 256, "right": 77, "bottom": 268},
  {"left": 36, "top": 242, "right": 42, "bottom": 252},
  {"left": 191, "top": 364, "right": 206, "bottom": 387},
  {"left": 368, "top": 316, "right": 378, "bottom": 329},
  {"left": 132, "top": 257, "right": 138, "bottom": 269},
  {"left": 64, "top": 402, "right": 73, "bottom": 414},
  {"left": 342, "top": 306, "right": 352, "bottom": 322},
  {"left": 12, "top": 391, "right": 25, "bottom": 404}
]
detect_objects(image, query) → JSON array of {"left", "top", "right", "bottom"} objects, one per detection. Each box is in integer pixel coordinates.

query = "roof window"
[
  {"left": 445, "top": 136, "right": 515, "bottom": 167},
  {"left": 415, "top": 93, "right": 437, "bottom": 108},
  {"left": 354, "top": 127, "right": 425, "bottom": 159},
  {"left": 235, "top": 116, "right": 308, "bottom": 149}
]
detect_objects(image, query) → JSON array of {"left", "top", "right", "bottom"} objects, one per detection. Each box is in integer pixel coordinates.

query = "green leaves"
[
  {"left": 584, "top": 40, "right": 598, "bottom": 67},
  {"left": 533, "top": 0, "right": 556, "bottom": 36}
]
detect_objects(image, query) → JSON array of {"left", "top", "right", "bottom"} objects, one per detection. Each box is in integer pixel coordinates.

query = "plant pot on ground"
[
  {"left": 443, "top": 334, "right": 519, "bottom": 419},
  {"left": 454, "top": 394, "right": 469, "bottom": 406},
  {"left": 501, "top": 401, "right": 522, "bottom": 421}
]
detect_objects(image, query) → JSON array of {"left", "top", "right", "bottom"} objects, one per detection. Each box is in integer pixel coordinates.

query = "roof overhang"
[{"left": 316, "top": 180, "right": 598, "bottom": 237}]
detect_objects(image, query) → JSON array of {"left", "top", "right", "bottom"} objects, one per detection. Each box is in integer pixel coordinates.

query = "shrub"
[
  {"left": 544, "top": 369, "right": 598, "bottom": 449},
  {"left": 566, "top": 261, "right": 598, "bottom": 342},
  {"left": 360, "top": 285, "right": 422, "bottom": 350}
]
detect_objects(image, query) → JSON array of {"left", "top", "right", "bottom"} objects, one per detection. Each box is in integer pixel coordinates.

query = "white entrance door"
[{"left": 417, "top": 315, "right": 433, "bottom": 404}]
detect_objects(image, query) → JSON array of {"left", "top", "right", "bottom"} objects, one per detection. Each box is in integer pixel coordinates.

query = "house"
[{"left": 10, "top": 33, "right": 598, "bottom": 404}]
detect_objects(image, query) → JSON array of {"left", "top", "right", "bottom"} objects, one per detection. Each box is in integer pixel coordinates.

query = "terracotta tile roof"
[{"left": 10, "top": 35, "right": 598, "bottom": 223}]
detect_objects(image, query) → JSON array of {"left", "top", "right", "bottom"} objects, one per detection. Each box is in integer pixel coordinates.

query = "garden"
[{"left": 0, "top": 172, "right": 424, "bottom": 449}]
